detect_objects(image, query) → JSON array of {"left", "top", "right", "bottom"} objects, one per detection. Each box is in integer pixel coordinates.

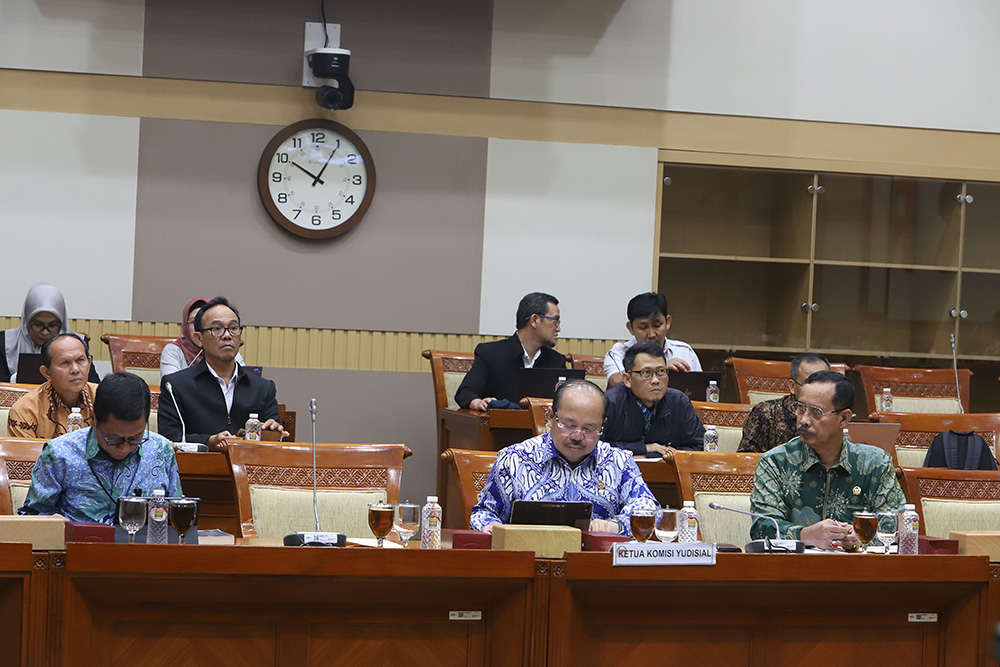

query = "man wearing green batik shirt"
[{"left": 750, "top": 370, "right": 905, "bottom": 550}]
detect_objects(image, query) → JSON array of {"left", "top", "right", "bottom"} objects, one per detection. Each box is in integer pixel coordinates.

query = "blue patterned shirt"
[
  {"left": 470, "top": 434, "right": 658, "bottom": 536},
  {"left": 19, "top": 427, "right": 182, "bottom": 525}
]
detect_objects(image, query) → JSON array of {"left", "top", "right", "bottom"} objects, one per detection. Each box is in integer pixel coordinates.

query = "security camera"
[{"left": 306, "top": 47, "right": 354, "bottom": 111}]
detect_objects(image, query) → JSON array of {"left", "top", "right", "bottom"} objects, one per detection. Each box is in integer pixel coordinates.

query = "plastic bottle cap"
[
  {"left": 71, "top": 407, "right": 81, "bottom": 413},
  {"left": 152, "top": 489, "right": 165, "bottom": 497},
  {"left": 709, "top": 380, "right": 717, "bottom": 385},
  {"left": 883, "top": 388, "right": 891, "bottom": 392},
  {"left": 904, "top": 503, "right": 915, "bottom": 510},
  {"left": 706, "top": 425, "right": 717, "bottom": 430},
  {"left": 427, "top": 495, "right": 438, "bottom": 503},
  {"left": 249, "top": 413, "right": 258, "bottom": 419},
  {"left": 683, "top": 500, "right": 694, "bottom": 507}
]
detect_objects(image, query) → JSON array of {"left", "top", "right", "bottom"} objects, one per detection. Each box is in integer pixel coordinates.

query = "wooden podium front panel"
[
  {"left": 175, "top": 452, "right": 239, "bottom": 535},
  {"left": 0, "top": 542, "right": 33, "bottom": 667},
  {"left": 548, "top": 552, "right": 991, "bottom": 667},
  {"left": 61, "top": 545, "right": 539, "bottom": 667}
]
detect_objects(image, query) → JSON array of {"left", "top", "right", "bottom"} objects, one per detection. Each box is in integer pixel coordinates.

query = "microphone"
[
  {"left": 950, "top": 334, "right": 964, "bottom": 414},
  {"left": 283, "top": 398, "right": 345, "bottom": 547},
  {"left": 164, "top": 382, "right": 207, "bottom": 453},
  {"left": 707, "top": 502, "right": 805, "bottom": 553}
]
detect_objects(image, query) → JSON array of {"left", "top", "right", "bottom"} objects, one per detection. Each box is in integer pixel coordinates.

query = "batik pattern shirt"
[
  {"left": 19, "top": 427, "right": 182, "bottom": 525},
  {"left": 749, "top": 436, "right": 905, "bottom": 540},
  {"left": 738, "top": 394, "right": 798, "bottom": 453},
  {"left": 470, "top": 434, "right": 658, "bottom": 536},
  {"left": 7, "top": 381, "right": 98, "bottom": 440}
]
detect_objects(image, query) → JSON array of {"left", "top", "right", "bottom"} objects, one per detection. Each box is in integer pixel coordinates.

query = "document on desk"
[{"left": 612, "top": 541, "right": 716, "bottom": 566}]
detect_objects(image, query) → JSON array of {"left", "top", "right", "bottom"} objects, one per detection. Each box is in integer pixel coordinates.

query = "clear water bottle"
[
  {"left": 706, "top": 380, "right": 720, "bottom": 403},
  {"left": 244, "top": 413, "right": 262, "bottom": 441},
  {"left": 554, "top": 376, "right": 567, "bottom": 393},
  {"left": 703, "top": 425, "right": 719, "bottom": 452},
  {"left": 421, "top": 495, "right": 442, "bottom": 549},
  {"left": 842, "top": 427, "right": 850, "bottom": 443},
  {"left": 678, "top": 500, "right": 699, "bottom": 542},
  {"left": 898, "top": 503, "right": 919, "bottom": 555},
  {"left": 881, "top": 387, "right": 893, "bottom": 412},
  {"left": 67, "top": 407, "right": 85, "bottom": 432},
  {"left": 146, "top": 489, "right": 169, "bottom": 544}
]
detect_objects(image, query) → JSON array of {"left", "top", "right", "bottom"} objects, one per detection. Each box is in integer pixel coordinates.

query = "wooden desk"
[
  {"left": 436, "top": 408, "right": 533, "bottom": 527},
  {"left": 548, "top": 551, "right": 993, "bottom": 666},
  {"left": 0, "top": 542, "right": 33, "bottom": 666},
  {"left": 58, "top": 543, "right": 543, "bottom": 667},
  {"left": 175, "top": 452, "right": 239, "bottom": 536}
]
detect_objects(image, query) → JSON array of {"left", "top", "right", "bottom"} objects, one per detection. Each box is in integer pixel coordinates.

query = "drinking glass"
[
  {"left": 629, "top": 508, "right": 656, "bottom": 542},
  {"left": 876, "top": 511, "right": 897, "bottom": 555},
  {"left": 118, "top": 497, "right": 147, "bottom": 544},
  {"left": 368, "top": 501, "right": 394, "bottom": 547},
  {"left": 169, "top": 498, "right": 199, "bottom": 544},
  {"left": 654, "top": 508, "right": 679, "bottom": 543},
  {"left": 394, "top": 503, "right": 421, "bottom": 548},
  {"left": 853, "top": 510, "right": 878, "bottom": 554}
]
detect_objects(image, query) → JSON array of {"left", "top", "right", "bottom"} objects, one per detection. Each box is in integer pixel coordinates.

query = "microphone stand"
[
  {"left": 165, "top": 382, "right": 207, "bottom": 452},
  {"left": 707, "top": 502, "right": 805, "bottom": 553}
]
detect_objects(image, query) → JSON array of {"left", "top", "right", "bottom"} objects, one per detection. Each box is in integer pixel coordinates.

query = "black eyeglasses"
[
  {"left": 28, "top": 319, "right": 61, "bottom": 333},
  {"left": 97, "top": 423, "right": 149, "bottom": 448},
  {"left": 200, "top": 325, "right": 243, "bottom": 337},
  {"left": 539, "top": 315, "right": 561, "bottom": 326},
  {"left": 628, "top": 368, "right": 668, "bottom": 380}
]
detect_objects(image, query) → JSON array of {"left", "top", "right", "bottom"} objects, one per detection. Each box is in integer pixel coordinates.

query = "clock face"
[{"left": 257, "top": 119, "right": 376, "bottom": 239}]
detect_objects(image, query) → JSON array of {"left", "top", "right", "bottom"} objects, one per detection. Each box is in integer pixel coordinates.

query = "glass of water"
[
  {"left": 118, "top": 497, "right": 147, "bottom": 543},
  {"left": 393, "top": 502, "right": 421, "bottom": 548},
  {"left": 654, "top": 508, "right": 679, "bottom": 543},
  {"left": 876, "top": 511, "right": 897, "bottom": 555}
]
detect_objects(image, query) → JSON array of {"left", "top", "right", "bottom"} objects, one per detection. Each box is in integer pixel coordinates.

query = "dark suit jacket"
[
  {"left": 158, "top": 360, "right": 282, "bottom": 444},
  {"left": 454, "top": 334, "right": 567, "bottom": 409},
  {"left": 603, "top": 383, "right": 705, "bottom": 456}
]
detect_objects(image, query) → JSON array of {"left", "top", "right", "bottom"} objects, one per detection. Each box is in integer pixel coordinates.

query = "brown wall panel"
[
  {"left": 131, "top": 118, "right": 487, "bottom": 333},
  {"left": 142, "top": 0, "right": 493, "bottom": 98}
]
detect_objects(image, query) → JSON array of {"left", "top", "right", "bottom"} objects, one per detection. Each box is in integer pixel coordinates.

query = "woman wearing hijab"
[
  {"left": 1, "top": 283, "right": 97, "bottom": 383},
  {"left": 160, "top": 296, "right": 244, "bottom": 378}
]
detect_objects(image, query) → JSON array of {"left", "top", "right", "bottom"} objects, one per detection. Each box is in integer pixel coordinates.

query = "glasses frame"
[
  {"left": 200, "top": 325, "right": 243, "bottom": 338},
  {"left": 96, "top": 423, "right": 150, "bottom": 449},
  {"left": 628, "top": 368, "right": 669, "bottom": 380},
  {"left": 28, "top": 319, "right": 61, "bottom": 333},
  {"left": 791, "top": 400, "right": 847, "bottom": 419},
  {"left": 552, "top": 416, "right": 603, "bottom": 441},
  {"left": 538, "top": 315, "right": 561, "bottom": 326}
]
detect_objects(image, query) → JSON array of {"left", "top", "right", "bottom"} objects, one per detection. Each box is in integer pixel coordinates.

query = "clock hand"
[
  {"left": 311, "top": 142, "right": 339, "bottom": 186},
  {"left": 290, "top": 161, "right": 324, "bottom": 185}
]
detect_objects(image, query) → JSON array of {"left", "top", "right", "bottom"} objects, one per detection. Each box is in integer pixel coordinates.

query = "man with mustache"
[
  {"left": 749, "top": 370, "right": 905, "bottom": 550},
  {"left": 158, "top": 296, "right": 286, "bottom": 450}
]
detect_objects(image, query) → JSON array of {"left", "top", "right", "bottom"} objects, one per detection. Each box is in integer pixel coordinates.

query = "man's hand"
[
  {"left": 481, "top": 522, "right": 497, "bottom": 534},
  {"left": 207, "top": 431, "right": 234, "bottom": 451},
  {"left": 664, "top": 357, "right": 692, "bottom": 372},
  {"left": 589, "top": 518, "right": 620, "bottom": 534},
  {"left": 800, "top": 519, "right": 856, "bottom": 550},
  {"left": 645, "top": 443, "right": 669, "bottom": 457},
  {"left": 469, "top": 397, "right": 496, "bottom": 412},
  {"left": 261, "top": 418, "right": 290, "bottom": 440}
]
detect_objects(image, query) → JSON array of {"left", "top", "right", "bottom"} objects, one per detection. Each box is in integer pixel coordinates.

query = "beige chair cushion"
[
  {"left": 444, "top": 372, "right": 465, "bottom": 411},
  {"left": 587, "top": 375, "right": 608, "bottom": 391},
  {"left": 148, "top": 409, "right": 158, "bottom": 435},
  {"left": 248, "top": 485, "right": 387, "bottom": 539},
  {"left": 126, "top": 367, "right": 161, "bottom": 387},
  {"left": 748, "top": 390, "right": 783, "bottom": 405},
  {"left": 692, "top": 491, "right": 752, "bottom": 547},
  {"left": 921, "top": 498, "right": 1000, "bottom": 539},
  {"left": 716, "top": 427, "right": 742, "bottom": 453},
  {"left": 0, "top": 407, "right": 8, "bottom": 437},
  {"left": 896, "top": 447, "right": 928, "bottom": 468},
  {"left": 890, "top": 396, "right": 962, "bottom": 414},
  {"left": 10, "top": 481, "right": 30, "bottom": 512}
]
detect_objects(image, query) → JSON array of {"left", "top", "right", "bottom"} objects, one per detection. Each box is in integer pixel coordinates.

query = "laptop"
[
  {"left": 847, "top": 422, "right": 901, "bottom": 458},
  {"left": 667, "top": 370, "right": 722, "bottom": 402},
  {"left": 517, "top": 367, "right": 585, "bottom": 400},
  {"left": 15, "top": 353, "right": 46, "bottom": 384},
  {"left": 510, "top": 500, "right": 593, "bottom": 531}
]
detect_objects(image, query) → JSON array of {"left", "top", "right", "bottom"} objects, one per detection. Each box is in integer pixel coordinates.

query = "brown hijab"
[{"left": 174, "top": 297, "right": 208, "bottom": 366}]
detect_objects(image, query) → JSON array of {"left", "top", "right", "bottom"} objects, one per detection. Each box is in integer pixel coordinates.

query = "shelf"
[
  {"left": 959, "top": 267, "right": 1000, "bottom": 275},
  {"left": 962, "top": 181, "right": 1000, "bottom": 271},
  {"left": 659, "top": 253, "right": 809, "bottom": 265},
  {"left": 813, "top": 259, "right": 959, "bottom": 271}
]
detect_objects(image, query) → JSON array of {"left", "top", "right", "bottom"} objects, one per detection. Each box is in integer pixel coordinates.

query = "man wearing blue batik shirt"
[
  {"left": 471, "top": 379, "right": 657, "bottom": 536},
  {"left": 19, "top": 372, "right": 182, "bottom": 525}
]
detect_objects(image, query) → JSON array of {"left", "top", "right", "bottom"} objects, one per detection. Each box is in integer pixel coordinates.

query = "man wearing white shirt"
[{"left": 604, "top": 292, "right": 701, "bottom": 389}]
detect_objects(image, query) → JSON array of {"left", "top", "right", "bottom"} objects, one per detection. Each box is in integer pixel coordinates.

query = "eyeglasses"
[
  {"left": 28, "top": 319, "right": 61, "bottom": 333},
  {"left": 201, "top": 325, "right": 243, "bottom": 337},
  {"left": 553, "top": 417, "right": 602, "bottom": 441},
  {"left": 791, "top": 401, "right": 845, "bottom": 419},
  {"left": 628, "top": 368, "right": 668, "bottom": 380},
  {"left": 539, "top": 315, "right": 561, "bottom": 326},
  {"left": 97, "top": 424, "right": 149, "bottom": 448}
]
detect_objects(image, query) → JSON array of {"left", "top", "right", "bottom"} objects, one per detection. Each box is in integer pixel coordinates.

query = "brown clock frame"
[{"left": 256, "top": 118, "right": 376, "bottom": 240}]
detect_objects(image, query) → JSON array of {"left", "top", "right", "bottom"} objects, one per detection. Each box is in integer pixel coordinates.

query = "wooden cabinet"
[{"left": 658, "top": 164, "right": 999, "bottom": 361}]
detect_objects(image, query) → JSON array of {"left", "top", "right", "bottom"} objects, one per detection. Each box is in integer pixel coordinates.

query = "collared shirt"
[
  {"left": 470, "top": 433, "right": 658, "bottom": 536},
  {"left": 18, "top": 427, "right": 182, "bottom": 525},
  {"left": 749, "top": 436, "right": 905, "bottom": 540},
  {"left": 603, "top": 383, "right": 705, "bottom": 455},
  {"left": 603, "top": 338, "right": 702, "bottom": 377},
  {"left": 206, "top": 362, "right": 239, "bottom": 413},
  {"left": 7, "top": 381, "right": 98, "bottom": 440},
  {"left": 521, "top": 344, "right": 541, "bottom": 369},
  {"left": 738, "top": 393, "right": 798, "bottom": 453}
]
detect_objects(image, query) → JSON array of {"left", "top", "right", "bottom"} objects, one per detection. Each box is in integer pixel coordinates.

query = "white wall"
[
  {"left": 0, "top": 110, "right": 139, "bottom": 320},
  {"left": 479, "top": 138, "right": 658, "bottom": 340}
]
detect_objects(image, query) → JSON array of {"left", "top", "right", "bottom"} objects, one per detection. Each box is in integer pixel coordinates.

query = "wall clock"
[{"left": 257, "top": 118, "right": 376, "bottom": 239}]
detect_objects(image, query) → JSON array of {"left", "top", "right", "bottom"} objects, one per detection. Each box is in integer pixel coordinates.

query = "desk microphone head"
[{"left": 310, "top": 398, "right": 317, "bottom": 422}]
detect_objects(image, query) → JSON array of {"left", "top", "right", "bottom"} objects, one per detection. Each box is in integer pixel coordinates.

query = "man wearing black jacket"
[
  {"left": 603, "top": 340, "right": 704, "bottom": 456},
  {"left": 158, "top": 296, "right": 285, "bottom": 449},
  {"left": 455, "top": 292, "right": 567, "bottom": 411}
]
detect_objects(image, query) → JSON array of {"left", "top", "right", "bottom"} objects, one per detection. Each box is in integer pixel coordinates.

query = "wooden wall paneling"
[{"left": 0, "top": 543, "right": 32, "bottom": 667}]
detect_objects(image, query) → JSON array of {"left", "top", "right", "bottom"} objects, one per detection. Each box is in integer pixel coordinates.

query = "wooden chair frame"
[
  {"left": 725, "top": 357, "right": 850, "bottom": 404},
  {"left": 664, "top": 449, "right": 762, "bottom": 505},
  {"left": 870, "top": 411, "right": 1000, "bottom": 467},
  {"left": 100, "top": 333, "right": 176, "bottom": 375},
  {"left": 227, "top": 441, "right": 411, "bottom": 538},
  {"left": 897, "top": 466, "right": 1000, "bottom": 531},
  {"left": 566, "top": 354, "right": 606, "bottom": 378},
  {"left": 440, "top": 448, "right": 497, "bottom": 529},
  {"left": 519, "top": 397, "right": 553, "bottom": 437},
  {"left": 690, "top": 401, "right": 753, "bottom": 429},
  {"left": 0, "top": 438, "right": 45, "bottom": 514},
  {"left": 857, "top": 365, "right": 971, "bottom": 417},
  {"left": 422, "top": 349, "right": 475, "bottom": 413}
]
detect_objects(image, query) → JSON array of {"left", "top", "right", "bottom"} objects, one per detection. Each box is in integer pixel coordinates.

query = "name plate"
[{"left": 612, "top": 541, "right": 716, "bottom": 566}]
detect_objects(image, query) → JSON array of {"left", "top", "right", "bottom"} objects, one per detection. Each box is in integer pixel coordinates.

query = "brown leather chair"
[
  {"left": 440, "top": 448, "right": 496, "bottom": 529},
  {"left": 725, "top": 357, "right": 850, "bottom": 405},
  {"left": 870, "top": 411, "right": 1000, "bottom": 468},
  {"left": 898, "top": 466, "right": 1000, "bottom": 538},
  {"left": 0, "top": 383, "right": 35, "bottom": 438},
  {"left": 100, "top": 333, "right": 176, "bottom": 386},
  {"left": 422, "top": 349, "right": 475, "bottom": 412},
  {"left": 856, "top": 364, "right": 971, "bottom": 417},
  {"left": 663, "top": 449, "right": 762, "bottom": 546},
  {"left": 690, "top": 401, "right": 753, "bottom": 453},
  {"left": 566, "top": 354, "right": 607, "bottom": 390},
  {"left": 0, "top": 438, "right": 45, "bottom": 514},
  {"left": 227, "top": 440, "right": 411, "bottom": 539}
]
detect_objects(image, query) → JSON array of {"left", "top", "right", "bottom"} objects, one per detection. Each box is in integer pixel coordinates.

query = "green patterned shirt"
[{"left": 750, "top": 436, "right": 905, "bottom": 540}]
